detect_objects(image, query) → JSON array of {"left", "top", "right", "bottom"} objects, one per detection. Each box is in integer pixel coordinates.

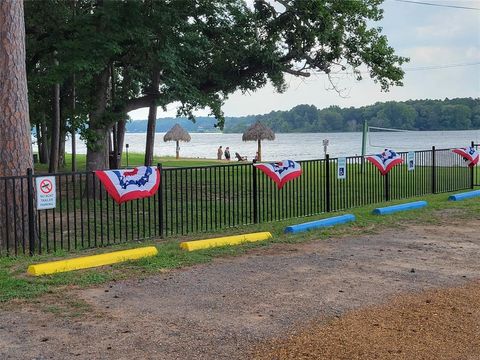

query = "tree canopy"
[{"left": 24, "top": 0, "right": 408, "bottom": 170}]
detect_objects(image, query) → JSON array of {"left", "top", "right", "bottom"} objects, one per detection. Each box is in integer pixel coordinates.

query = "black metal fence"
[{"left": 0, "top": 145, "right": 478, "bottom": 256}]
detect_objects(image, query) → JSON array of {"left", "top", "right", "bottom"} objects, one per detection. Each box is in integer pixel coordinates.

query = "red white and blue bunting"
[
  {"left": 95, "top": 166, "right": 160, "bottom": 204},
  {"left": 366, "top": 149, "right": 404, "bottom": 176},
  {"left": 254, "top": 160, "right": 302, "bottom": 189},
  {"left": 452, "top": 147, "right": 479, "bottom": 168}
]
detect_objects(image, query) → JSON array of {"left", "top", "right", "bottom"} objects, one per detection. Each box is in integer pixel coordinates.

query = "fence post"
[
  {"left": 471, "top": 141, "right": 475, "bottom": 189},
  {"left": 325, "top": 154, "right": 331, "bottom": 212},
  {"left": 252, "top": 163, "right": 258, "bottom": 223},
  {"left": 157, "top": 163, "right": 163, "bottom": 238},
  {"left": 385, "top": 172, "right": 390, "bottom": 202},
  {"left": 431, "top": 146, "right": 436, "bottom": 194},
  {"left": 27, "top": 168, "right": 36, "bottom": 256}
]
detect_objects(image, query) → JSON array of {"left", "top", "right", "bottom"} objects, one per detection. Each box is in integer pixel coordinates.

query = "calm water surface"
[{"left": 65, "top": 130, "right": 480, "bottom": 161}]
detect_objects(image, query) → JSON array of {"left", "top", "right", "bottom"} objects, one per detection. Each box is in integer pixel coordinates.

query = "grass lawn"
[
  {"left": 1, "top": 191, "right": 478, "bottom": 304},
  {"left": 34, "top": 153, "right": 225, "bottom": 173}
]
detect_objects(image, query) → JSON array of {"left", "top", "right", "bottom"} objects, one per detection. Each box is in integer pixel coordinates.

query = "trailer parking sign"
[{"left": 36, "top": 176, "right": 56, "bottom": 210}]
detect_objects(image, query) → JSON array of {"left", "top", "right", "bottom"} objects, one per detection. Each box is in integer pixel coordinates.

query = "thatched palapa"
[
  {"left": 242, "top": 121, "right": 275, "bottom": 162},
  {"left": 163, "top": 124, "right": 191, "bottom": 159}
]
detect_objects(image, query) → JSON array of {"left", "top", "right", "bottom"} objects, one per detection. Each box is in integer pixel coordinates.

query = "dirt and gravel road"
[{"left": 0, "top": 213, "right": 479, "bottom": 360}]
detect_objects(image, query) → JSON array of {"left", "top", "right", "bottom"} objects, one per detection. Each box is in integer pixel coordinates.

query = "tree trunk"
[
  {"left": 0, "top": 0, "right": 34, "bottom": 252},
  {"left": 35, "top": 122, "right": 41, "bottom": 158},
  {"left": 112, "top": 123, "right": 118, "bottom": 167},
  {"left": 58, "top": 121, "right": 66, "bottom": 169},
  {"left": 58, "top": 84, "right": 67, "bottom": 169},
  {"left": 86, "top": 127, "right": 109, "bottom": 171},
  {"left": 71, "top": 129, "right": 76, "bottom": 171},
  {"left": 70, "top": 2, "right": 77, "bottom": 173},
  {"left": 71, "top": 74, "right": 76, "bottom": 172},
  {"left": 40, "top": 119, "right": 49, "bottom": 163},
  {"left": 144, "top": 99, "right": 157, "bottom": 165},
  {"left": 144, "top": 71, "right": 160, "bottom": 166},
  {"left": 86, "top": 67, "right": 109, "bottom": 171},
  {"left": 115, "top": 118, "right": 126, "bottom": 167},
  {"left": 84, "top": 67, "right": 110, "bottom": 199},
  {"left": 49, "top": 71, "right": 60, "bottom": 173},
  {"left": 176, "top": 140, "right": 179, "bottom": 159}
]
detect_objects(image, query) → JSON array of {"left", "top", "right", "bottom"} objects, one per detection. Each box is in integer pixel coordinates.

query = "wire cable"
[
  {"left": 404, "top": 62, "right": 480, "bottom": 71},
  {"left": 392, "top": 0, "right": 480, "bottom": 11},
  {"left": 313, "top": 62, "right": 480, "bottom": 77}
]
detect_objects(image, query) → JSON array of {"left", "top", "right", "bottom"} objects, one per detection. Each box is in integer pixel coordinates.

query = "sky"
[{"left": 128, "top": 0, "right": 480, "bottom": 120}]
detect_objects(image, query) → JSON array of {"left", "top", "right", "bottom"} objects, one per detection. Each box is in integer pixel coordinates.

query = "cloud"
[
  {"left": 414, "top": 11, "right": 479, "bottom": 43},
  {"left": 405, "top": 46, "right": 480, "bottom": 65}
]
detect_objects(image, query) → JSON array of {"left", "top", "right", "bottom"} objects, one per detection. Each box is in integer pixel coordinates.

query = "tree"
[
  {"left": 144, "top": 71, "right": 160, "bottom": 166},
  {"left": 24, "top": 0, "right": 408, "bottom": 171},
  {"left": 440, "top": 105, "right": 472, "bottom": 130},
  {"left": 0, "top": 0, "right": 34, "bottom": 250},
  {"left": 49, "top": 57, "right": 61, "bottom": 173},
  {"left": 471, "top": 105, "right": 480, "bottom": 129},
  {"left": 321, "top": 108, "right": 344, "bottom": 132},
  {"left": 25, "top": 0, "right": 73, "bottom": 172},
  {"left": 86, "top": 0, "right": 408, "bottom": 170}
]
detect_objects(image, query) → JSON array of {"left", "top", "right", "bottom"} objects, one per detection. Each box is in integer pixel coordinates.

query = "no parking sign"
[{"left": 36, "top": 176, "right": 56, "bottom": 210}]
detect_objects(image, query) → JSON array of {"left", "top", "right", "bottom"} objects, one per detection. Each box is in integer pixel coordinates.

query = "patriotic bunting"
[
  {"left": 254, "top": 160, "right": 302, "bottom": 189},
  {"left": 95, "top": 166, "right": 160, "bottom": 204},
  {"left": 452, "top": 147, "right": 479, "bottom": 168},
  {"left": 366, "top": 149, "right": 403, "bottom": 176}
]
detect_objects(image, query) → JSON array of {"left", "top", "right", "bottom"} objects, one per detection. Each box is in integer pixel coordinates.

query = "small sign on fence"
[
  {"left": 337, "top": 157, "right": 347, "bottom": 179},
  {"left": 407, "top": 151, "right": 415, "bottom": 171},
  {"left": 36, "top": 176, "right": 56, "bottom": 210}
]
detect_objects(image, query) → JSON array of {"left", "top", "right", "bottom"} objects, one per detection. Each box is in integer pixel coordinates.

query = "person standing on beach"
[
  {"left": 217, "top": 146, "right": 223, "bottom": 160},
  {"left": 224, "top": 147, "right": 231, "bottom": 161}
]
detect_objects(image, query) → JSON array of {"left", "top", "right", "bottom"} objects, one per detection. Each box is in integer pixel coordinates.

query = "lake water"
[{"left": 64, "top": 130, "right": 480, "bottom": 161}]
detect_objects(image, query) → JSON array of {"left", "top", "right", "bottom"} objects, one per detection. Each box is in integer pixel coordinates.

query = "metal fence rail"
[
  {"left": 0, "top": 145, "right": 478, "bottom": 256},
  {"left": 0, "top": 176, "right": 29, "bottom": 256}
]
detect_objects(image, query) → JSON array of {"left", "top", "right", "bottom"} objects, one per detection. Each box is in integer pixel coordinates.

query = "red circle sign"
[{"left": 40, "top": 179, "right": 53, "bottom": 194}]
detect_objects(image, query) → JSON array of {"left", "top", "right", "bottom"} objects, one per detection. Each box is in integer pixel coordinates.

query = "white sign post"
[
  {"left": 323, "top": 139, "right": 329, "bottom": 158},
  {"left": 407, "top": 151, "right": 415, "bottom": 171},
  {"left": 36, "top": 176, "right": 56, "bottom": 210},
  {"left": 337, "top": 157, "right": 347, "bottom": 179}
]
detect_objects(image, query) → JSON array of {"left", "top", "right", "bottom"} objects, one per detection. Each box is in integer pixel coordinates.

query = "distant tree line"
[{"left": 223, "top": 98, "right": 480, "bottom": 133}]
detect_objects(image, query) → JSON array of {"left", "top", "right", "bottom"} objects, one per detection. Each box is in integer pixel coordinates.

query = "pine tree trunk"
[{"left": 0, "top": 0, "right": 34, "bottom": 252}]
